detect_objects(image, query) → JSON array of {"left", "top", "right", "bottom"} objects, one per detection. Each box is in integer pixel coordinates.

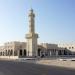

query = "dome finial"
[{"left": 30, "top": 8, "right": 33, "bottom": 13}]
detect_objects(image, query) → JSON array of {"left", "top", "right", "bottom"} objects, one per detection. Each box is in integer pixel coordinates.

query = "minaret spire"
[{"left": 28, "top": 8, "right": 35, "bottom": 33}]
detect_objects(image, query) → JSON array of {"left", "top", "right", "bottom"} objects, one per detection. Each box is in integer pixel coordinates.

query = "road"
[{"left": 0, "top": 60, "right": 75, "bottom": 75}]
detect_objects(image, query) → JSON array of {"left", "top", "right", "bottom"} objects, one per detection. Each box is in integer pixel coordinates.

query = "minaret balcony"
[{"left": 26, "top": 33, "right": 38, "bottom": 39}]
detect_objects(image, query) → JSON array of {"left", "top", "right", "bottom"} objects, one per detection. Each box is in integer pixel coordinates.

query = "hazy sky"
[{"left": 0, "top": 0, "right": 75, "bottom": 44}]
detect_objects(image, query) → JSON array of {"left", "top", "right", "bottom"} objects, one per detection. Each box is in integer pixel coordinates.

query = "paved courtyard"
[
  {"left": 36, "top": 58, "right": 75, "bottom": 69},
  {"left": 0, "top": 60, "right": 75, "bottom": 75}
]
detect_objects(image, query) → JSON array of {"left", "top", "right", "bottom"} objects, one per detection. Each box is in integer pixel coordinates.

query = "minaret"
[{"left": 26, "top": 9, "right": 38, "bottom": 57}]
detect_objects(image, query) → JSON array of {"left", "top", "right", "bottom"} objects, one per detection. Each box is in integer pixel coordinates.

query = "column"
[
  {"left": 49, "top": 50, "right": 52, "bottom": 56},
  {"left": 56, "top": 50, "right": 58, "bottom": 56}
]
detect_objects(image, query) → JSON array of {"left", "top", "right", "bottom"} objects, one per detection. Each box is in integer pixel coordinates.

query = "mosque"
[{"left": 0, "top": 9, "right": 75, "bottom": 59}]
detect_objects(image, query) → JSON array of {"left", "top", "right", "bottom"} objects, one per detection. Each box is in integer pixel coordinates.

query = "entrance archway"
[
  {"left": 58, "top": 50, "right": 62, "bottom": 55},
  {"left": 38, "top": 49, "right": 41, "bottom": 56},
  {"left": 10, "top": 49, "right": 13, "bottom": 56},
  {"left": 24, "top": 49, "right": 26, "bottom": 56},
  {"left": 20, "top": 49, "right": 22, "bottom": 56}
]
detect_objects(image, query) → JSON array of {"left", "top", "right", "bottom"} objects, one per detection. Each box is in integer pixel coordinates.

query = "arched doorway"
[
  {"left": 24, "top": 49, "right": 26, "bottom": 56},
  {"left": 10, "top": 49, "right": 13, "bottom": 56},
  {"left": 64, "top": 50, "right": 67, "bottom": 55},
  {"left": 58, "top": 50, "right": 62, "bottom": 55},
  {"left": 20, "top": 49, "right": 22, "bottom": 56},
  {"left": 8, "top": 50, "right": 10, "bottom": 56},
  {"left": 0, "top": 52, "right": 2, "bottom": 56},
  {"left": 38, "top": 49, "right": 41, "bottom": 56},
  {"left": 5, "top": 50, "right": 7, "bottom": 56},
  {"left": 14, "top": 50, "right": 17, "bottom": 56}
]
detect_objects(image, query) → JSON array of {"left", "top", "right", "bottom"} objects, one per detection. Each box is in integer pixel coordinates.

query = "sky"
[{"left": 0, "top": 0, "right": 75, "bottom": 45}]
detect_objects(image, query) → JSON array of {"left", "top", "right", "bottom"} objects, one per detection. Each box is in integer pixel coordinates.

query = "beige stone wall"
[
  {"left": 41, "top": 43, "right": 58, "bottom": 49},
  {"left": 58, "top": 44, "right": 75, "bottom": 52},
  {"left": 0, "top": 41, "right": 27, "bottom": 57}
]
